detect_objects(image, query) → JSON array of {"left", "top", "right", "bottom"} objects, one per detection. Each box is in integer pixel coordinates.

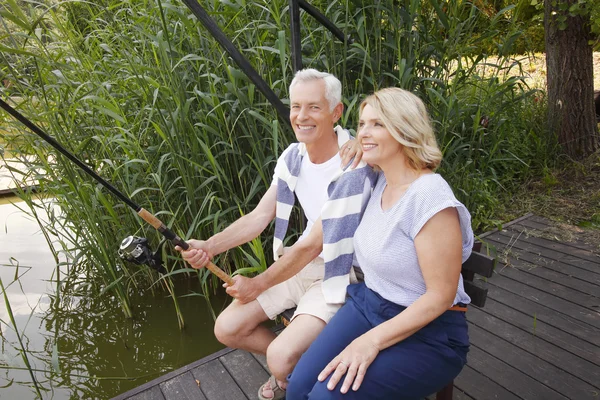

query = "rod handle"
[
  {"left": 137, "top": 208, "right": 234, "bottom": 285},
  {"left": 206, "top": 261, "right": 234, "bottom": 286}
]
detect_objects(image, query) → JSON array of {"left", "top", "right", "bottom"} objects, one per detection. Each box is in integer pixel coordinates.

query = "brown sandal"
[{"left": 258, "top": 375, "right": 286, "bottom": 400}]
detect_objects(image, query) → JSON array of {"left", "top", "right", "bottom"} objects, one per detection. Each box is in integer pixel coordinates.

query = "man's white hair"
[{"left": 289, "top": 68, "right": 342, "bottom": 111}]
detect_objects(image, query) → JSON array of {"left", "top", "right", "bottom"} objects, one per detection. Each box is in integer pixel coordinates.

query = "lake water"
[{"left": 0, "top": 196, "right": 228, "bottom": 399}]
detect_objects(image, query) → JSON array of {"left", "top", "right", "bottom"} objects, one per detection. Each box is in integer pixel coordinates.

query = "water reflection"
[{"left": 0, "top": 198, "right": 228, "bottom": 399}]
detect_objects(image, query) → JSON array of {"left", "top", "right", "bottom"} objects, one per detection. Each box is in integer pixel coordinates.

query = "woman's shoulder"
[{"left": 408, "top": 173, "right": 456, "bottom": 201}]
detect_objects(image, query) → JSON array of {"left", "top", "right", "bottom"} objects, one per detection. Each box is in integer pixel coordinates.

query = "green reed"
[
  {"left": 0, "top": 277, "right": 43, "bottom": 398},
  {"left": 0, "top": 0, "right": 556, "bottom": 322}
]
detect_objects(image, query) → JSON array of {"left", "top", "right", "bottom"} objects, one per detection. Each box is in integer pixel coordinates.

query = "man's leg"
[
  {"left": 266, "top": 314, "right": 327, "bottom": 385},
  {"left": 214, "top": 299, "right": 275, "bottom": 354},
  {"left": 285, "top": 299, "right": 371, "bottom": 400}
]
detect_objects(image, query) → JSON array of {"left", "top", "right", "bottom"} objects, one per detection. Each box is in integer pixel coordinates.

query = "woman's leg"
[
  {"left": 306, "top": 315, "right": 469, "bottom": 400},
  {"left": 285, "top": 298, "right": 372, "bottom": 400}
]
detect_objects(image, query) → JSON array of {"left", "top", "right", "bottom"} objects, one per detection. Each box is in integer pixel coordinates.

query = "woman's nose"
[{"left": 358, "top": 126, "right": 370, "bottom": 139}]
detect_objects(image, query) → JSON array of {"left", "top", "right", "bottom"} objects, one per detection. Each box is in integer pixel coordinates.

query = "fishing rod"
[{"left": 0, "top": 97, "right": 233, "bottom": 285}]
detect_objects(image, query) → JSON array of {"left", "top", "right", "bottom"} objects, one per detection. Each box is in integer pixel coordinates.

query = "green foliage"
[
  {"left": 0, "top": 0, "right": 556, "bottom": 319},
  {"left": 529, "top": 0, "right": 600, "bottom": 49}
]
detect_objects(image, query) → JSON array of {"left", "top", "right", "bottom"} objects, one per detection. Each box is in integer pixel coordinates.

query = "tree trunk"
[{"left": 545, "top": 0, "right": 599, "bottom": 160}]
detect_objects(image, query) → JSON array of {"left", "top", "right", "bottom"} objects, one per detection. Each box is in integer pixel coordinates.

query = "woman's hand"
[
  {"left": 317, "top": 334, "right": 380, "bottom": 393},
  {"left": 340, "top": 139, "right": 363, "bottom": 169}
]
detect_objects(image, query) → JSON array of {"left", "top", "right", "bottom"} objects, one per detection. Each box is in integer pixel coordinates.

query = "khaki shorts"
[{"left": 257, "top": 254, "right": 341, "bottom": 323}]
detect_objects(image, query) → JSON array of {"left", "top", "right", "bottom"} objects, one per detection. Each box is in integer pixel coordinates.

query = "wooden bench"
[{"left": 281, "top": 242, "right": 496, "bottom": 400}]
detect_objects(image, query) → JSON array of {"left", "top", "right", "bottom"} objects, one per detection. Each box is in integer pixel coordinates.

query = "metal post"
[
  {"left": 180, "top": 0, "right": 290, "bottom": 123},
  {"left": 298, "top": 0, "right": 353, "bottom": 44},
  {"left": 289, "top": 0, "right": 303, "bottom": 72}
]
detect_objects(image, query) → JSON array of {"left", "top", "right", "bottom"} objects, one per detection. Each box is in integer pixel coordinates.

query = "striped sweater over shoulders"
[{"left": 272, "top": 126, "right": 378, "bottom": 304}]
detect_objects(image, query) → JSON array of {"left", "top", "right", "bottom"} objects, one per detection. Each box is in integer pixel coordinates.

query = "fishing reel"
[{"left": 118, "top": 236, "right": 167, "bottom": 274}]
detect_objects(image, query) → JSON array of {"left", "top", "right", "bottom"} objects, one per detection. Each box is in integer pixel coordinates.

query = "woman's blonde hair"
[{"left": 359, "top": 88, "right": 442, "bottom": 171}]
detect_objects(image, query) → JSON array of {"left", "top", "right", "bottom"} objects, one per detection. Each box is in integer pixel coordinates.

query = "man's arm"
[
  {"left": 179, "top": 185, "right": 277, "bottom": 267},
  {"left": 225, "top": 218, "right": 324, "bottom": 302}
]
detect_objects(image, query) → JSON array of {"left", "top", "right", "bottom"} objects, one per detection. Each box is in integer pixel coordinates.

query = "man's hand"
[
  {"left": 224, "top": 275, "right": 264, "bottom": 303},
  {"left": 340, "top": 139, "right": 363, "bottom": 169},
  {"left": 175, "top": 239, "right": 212, "bottom": 269}
]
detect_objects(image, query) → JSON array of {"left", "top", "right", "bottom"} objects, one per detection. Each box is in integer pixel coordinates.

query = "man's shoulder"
[{"left": 277, "top": 142, "right": 302, "bottom": 160}]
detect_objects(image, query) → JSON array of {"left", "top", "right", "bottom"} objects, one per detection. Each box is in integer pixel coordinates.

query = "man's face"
[{"left": 289, "top": 80, "right": 341, "bottom": 145}]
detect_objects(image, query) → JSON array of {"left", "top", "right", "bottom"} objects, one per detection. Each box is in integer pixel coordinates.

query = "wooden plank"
[
  {"left": 492, "top": 230, "right": 600, "bottom": 273},
  {"left": 111, "top": 347, "right": 235, "bottom": 400},
  {"left": 464, "top": 280, "right": 489, "bottom": 307},
  {"left": 488, "top": 274, "right": 600, "bottom": 329},
  {"left": 494, "top": 260, "right": 599, "bottom": 310},
  {"left": 478, "top": 213, "right": 535, "bottom": 239},
  {"left": 480, "top": 297, "right": 600, "bottom": 365},
  {"left": 462, "top": 251, "right": 495, "bottom": 277},
  {"left": 487, "top": 284, "right": 600, "bottom": 347},
  {"left": 453, "top": 388, "right": 476, "bottom": 400},
  {"left": 125, "top": 386, "right": 165, "bottom": 400},
  {"left": 505, "top": 224, "right": 600, "bottom": 264},
  {"left": 220, "top": 350, "right": 270, "bottom": 398},
  {"left": 517, "top": 218, "right": 600, "bottom": 253},
  {"left": 490, "top": 230, "right": 600, "bottom": 275},
  {"left": 159, "top": 371, "right": 206, "bottom": 400},
  {"left": 526, "top": 215, "right": 559, "bottom": 227},
  {"left": 453, "top": 365, "right": 521, "bottom": 400},
  {"left": 191, "top": 359, "right": 247, "bottom": 400},
  {"left": 468, "top": 318, "right": 600, "bottom": 396},
  {"left": 465, "top": 345, "right": 568, "bottom": 399},
  {"left": 521, "top": 216, "right": 600, "bottom": 252},
  {"left": 485, "top": 236, "right": 600, "bottom": 285},
  {"left": 500, "top": 252, "right": 600, "bottom": 297},
  {"left": 251, "top": 353, "right": 270, "bottom": 373}
]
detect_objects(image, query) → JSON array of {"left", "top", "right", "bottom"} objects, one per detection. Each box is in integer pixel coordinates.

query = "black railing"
[{"left": 179, "top": 0, "right": 351, "bottom": 123}]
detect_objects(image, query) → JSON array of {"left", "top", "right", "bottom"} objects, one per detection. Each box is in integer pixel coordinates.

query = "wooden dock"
[
  {"left": 0, "top": 157, "right": 38, "bottom": 196},
  {"left": 112, "top": 214, "right": 600, "bottom": 400}
]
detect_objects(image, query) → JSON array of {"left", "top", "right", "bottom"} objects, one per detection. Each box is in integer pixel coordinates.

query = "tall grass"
[{"left": 0, "top": 0, "right": 556, "bottom": 320}]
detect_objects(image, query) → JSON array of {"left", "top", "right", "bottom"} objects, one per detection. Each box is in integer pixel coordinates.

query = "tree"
[{"left": 544, "top": 0, "right": 599, "bottom": 159}]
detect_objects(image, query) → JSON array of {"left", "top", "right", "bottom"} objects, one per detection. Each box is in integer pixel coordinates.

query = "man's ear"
[{"left": 332, "top": 102, "right": 344, "bottom": 123}]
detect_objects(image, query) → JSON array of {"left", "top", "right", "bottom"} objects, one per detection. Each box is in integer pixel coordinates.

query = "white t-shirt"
[
  {"left": 294, "top": 153, "right": 342, "bottom": 242},
  {"left": 271, "top": 152, "right": 341, "bottom": 243},
  {"left": 270, "top": 149, "right": 371, "bottom": 259}
]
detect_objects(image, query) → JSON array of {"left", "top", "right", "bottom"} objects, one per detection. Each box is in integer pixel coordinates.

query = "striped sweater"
[{"left": 272, "top": 126, "right": 378, "bottom": 304}]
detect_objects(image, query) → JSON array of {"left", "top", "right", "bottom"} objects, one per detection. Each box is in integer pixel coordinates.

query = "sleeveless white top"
[{"left": 353, "top": 172, "right": 473, "bottom": 307}]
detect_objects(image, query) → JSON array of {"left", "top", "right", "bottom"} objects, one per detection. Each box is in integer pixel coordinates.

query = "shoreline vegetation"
[
  {"left": 0, "top": 0, "right": 599, "bottom": 397},
  {"left": 0, "top": 0, "right": 594, "bottom": 306}
]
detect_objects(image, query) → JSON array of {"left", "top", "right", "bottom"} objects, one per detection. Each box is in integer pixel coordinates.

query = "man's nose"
[{"left": 297, "top": 106, "right": 308, "bottom": 120}]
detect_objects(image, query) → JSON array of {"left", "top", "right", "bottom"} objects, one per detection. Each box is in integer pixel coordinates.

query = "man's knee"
[
  {"left": 266, "top": 336, "right": 305, "bottom": 379},
  {"left": 213, "top": 306, "right": 257, "bottom": 346},
  {"left": 213, "top": 312, "right": 239, "bottom": 346}
]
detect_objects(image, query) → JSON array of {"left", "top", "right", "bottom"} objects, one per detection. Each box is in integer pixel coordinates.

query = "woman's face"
[{"left": 357, "top": 104, "right": 403, "bottom": 167}]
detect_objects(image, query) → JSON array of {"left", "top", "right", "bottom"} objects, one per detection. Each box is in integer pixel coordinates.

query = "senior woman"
[{"left": 286, "top": 87, "right": 474, "bottom": 399}]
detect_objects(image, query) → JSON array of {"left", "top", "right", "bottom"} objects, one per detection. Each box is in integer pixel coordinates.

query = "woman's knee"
[
  {"left": 306, "top": 379, "right": 345, "bottom": 400},
  {"left": 285, "top": 372, "right": 317, "bottom": 400}
]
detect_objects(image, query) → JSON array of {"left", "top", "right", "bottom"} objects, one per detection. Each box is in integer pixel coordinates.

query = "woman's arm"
[{"left": 319, "top": 207, "right": 463, "bottom": 393}]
